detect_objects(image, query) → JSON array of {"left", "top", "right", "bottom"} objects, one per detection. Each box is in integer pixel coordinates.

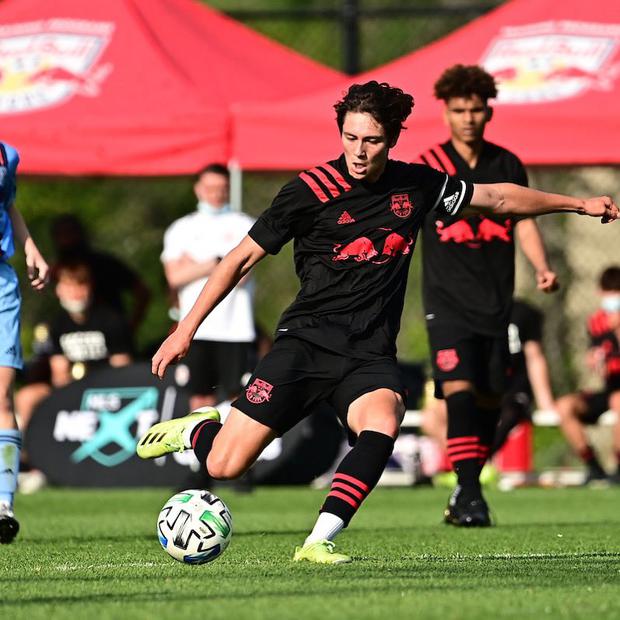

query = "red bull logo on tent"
[
  {"left": 0, "top": 19, "right": 114, "bottom": 114},
  {"left": 481, "top": 20, "right": 620, "bottom": 104}
]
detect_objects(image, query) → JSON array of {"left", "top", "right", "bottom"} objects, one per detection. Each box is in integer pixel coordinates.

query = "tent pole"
[{"left": 229, "top": 159, "right": 243, "bottom": 212}]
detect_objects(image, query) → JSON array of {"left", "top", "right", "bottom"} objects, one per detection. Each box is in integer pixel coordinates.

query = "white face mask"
[
  {"left": 601, "top": 295, "right": 620, "bottom": 313},
  {"left": 59, "top": 298, "right": 89, "bottom": 314},
  {"left": 197, "top": 201, "right": 231, "bottom": 215}
]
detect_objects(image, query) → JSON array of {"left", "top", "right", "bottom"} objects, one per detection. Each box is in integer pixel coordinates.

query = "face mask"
[
  {"left": 197, "top": 201, "right": 231, "bottom": 215},
  {"left": 601, "top": 295, "right": 620, "bottom": 313},
  {"left": 59, "top": 298, "right": 89, "bottom": 314}
]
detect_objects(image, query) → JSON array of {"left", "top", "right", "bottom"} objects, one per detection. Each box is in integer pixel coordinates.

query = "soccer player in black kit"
[
  {"left": 138, "top": 80, "right": 617, "bottom": 564},
  {"left": 415, "top": 65, "right": 561, "bottom": 526}
]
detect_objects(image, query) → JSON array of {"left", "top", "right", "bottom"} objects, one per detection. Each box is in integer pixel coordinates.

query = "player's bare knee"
[{"left": 206, "top": 452, "right": 245, "bottom": 480}]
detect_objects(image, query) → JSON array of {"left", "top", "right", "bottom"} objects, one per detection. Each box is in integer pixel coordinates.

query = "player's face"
[
  {"left": 443, "top": 95, "right": 491, "bottom": 146},
  {"left": 55, "top": 270, "right": 92, "bottom": 314},
  {"left": 601, "top": 291, "right": 620, "bottom": 329},
  {"left": 341, "top": 112, "right": 391, "bottom": 183},
  {"left": 194, "top": 171, "right": 230, "bottom": 208}
]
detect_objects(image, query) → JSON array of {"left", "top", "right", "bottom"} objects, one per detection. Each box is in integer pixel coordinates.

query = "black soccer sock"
[
  {"left": 478, "top": 405, "right": 501, "bottom": 466},
  {"left": 446, "top": 391, "right": 482, "bottom": 496},
  {"left": 578, "top": 445, "right": 600, "bottom": 467},
  {"left": 190, "top": 420, "right": 222, "bottom": 467},
  {"left": 490, "top": 401, "right": 525, "bottom": 457},
  {"left": 320, "top": 430, "right": 394, "bottom": 526}
]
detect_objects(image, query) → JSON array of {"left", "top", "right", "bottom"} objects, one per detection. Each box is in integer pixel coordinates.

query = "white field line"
[{"left": 51, "top": 561, "right": 160, "bottom": 572}]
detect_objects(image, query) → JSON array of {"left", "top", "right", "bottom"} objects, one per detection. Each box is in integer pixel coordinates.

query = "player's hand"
[
  {"left": 583, "top": 196, "right": 618, "bottom": 223},
  {"left": 24, "top": 238, "right": 49, "bottom": 290},
  {"left": 536, "top": 269, "right": 559, "bottom": 293},
  {"left": 151, "top": 326, "right": 192, "bottom": 379}
]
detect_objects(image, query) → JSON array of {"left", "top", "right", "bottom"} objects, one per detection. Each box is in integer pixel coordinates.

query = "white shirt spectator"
[{"left": 161, "top": 210, "right": 256, "bottom": 342}]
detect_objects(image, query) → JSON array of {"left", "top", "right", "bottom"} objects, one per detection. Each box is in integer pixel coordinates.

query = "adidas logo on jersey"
[
  {"left": 442, "top": 191, "right": 461, "bottom": 213},
  {"left": 338, "top": 211, "right": 355, "bottom": 224}
]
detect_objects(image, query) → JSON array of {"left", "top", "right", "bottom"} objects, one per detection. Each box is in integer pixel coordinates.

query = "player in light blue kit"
[{"left": 0, "top": 141, "right": 48, "bottom": 543}]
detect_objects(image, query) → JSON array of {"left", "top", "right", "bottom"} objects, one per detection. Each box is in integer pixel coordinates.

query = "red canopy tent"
[
  {"left": 232, "top": 0, "right": 620, "bottom": 169},
  {"left": 0, "top": 0, "right": 342, "bottom": 175}
]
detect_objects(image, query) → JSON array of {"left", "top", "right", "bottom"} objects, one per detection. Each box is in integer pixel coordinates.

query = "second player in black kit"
[
  {"left": 140, "top": 80, "right": 618, "bottom": 564},
  {"left": 416, "top": 65, "right": 559, "bottom": 527}
]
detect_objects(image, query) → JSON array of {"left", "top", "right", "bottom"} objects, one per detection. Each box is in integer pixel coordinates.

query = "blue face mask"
[
  {"left": 601, "top": 295, "right": 620, "bottom": 313},
  {"left": 197, "top": 201, "right": 231, "bottom": 215}
]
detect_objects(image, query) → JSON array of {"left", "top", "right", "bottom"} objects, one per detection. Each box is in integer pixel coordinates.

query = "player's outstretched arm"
[
  {"left": 9, "top": 204, "right": 49, "bottom": 290},
  {"left": 152, "top": 235, "right": 267, "bottom": 379},
  {"left": 466, "top": 183, "right": 618, "bottom": 223}
]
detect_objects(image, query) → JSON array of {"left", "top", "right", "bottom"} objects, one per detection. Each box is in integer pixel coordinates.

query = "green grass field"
[{"left": 2, "top": 487, "right": 620, "bottom": 620}]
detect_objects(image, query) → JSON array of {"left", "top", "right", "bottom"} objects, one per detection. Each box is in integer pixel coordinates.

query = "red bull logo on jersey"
[
  {"left": 0, "top": 19, "right": 114, "bottom": 114},
  {"left": 333, "top": 237, "right": 379, "bottom": 262},
  {"left": 390, "top": 194, "right": 413, "bottom": 218},
  {"left": 332, "top": 229, "right": 414, "bottom": 264},
  {"left": 246, "top": 378, "right": 274, "bottom": 404},
  {"left": 480, "top": 20, "right": 620, "bottom": 104},
  {"left": 436, "top": 349, "right": 460, "bottom": 372},
  {"left": 436, "top": 218, "right": 512, "bottom": 248}
]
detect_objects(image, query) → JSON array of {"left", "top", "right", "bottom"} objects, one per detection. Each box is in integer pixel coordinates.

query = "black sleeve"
[
  {"left": 512, "top": 301, "right": 543, "bottom": 343},
  {"left": 510, "top": 154, "right": 529, "bottom": 188},
  {"left": 49, "top": 315, "right": 66, "bottom": 356},
  {"left": 417, "top": 165, "right": 474, "bottom": 219},
  {"left": 248, "top": 177, "right": 318, "bottom": 254}
]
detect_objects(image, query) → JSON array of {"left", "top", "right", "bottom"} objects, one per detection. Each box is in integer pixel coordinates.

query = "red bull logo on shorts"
[
  {"left": 436, "top": 349, "right": 460, "bottom": 372},
  {"left": 480, "top": 20, "right": 620, "bottom": 104},
  {"left": 390, "top": 193, "right": 413, "bottom": 218},
  {"left": 0, "top": 19, "right": 114, "bottom": 114},
  {"left": 246, "top": 378, "right": 274, "bottom": 404}
]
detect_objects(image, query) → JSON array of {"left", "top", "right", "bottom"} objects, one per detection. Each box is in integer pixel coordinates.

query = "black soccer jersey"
[
  {"left": 587, "top": 310, "right": 620, "bottom": 391},
  {"left": 417, "top": 140, "right": 528, "bottom": 335},
  {"left": 249, "top": 154, "right": 473, "bottom": 359}
]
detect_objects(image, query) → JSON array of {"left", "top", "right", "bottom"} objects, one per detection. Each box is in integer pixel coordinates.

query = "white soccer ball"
[{"left": 157, "top": 489, "right": 232, "bottom": 564}]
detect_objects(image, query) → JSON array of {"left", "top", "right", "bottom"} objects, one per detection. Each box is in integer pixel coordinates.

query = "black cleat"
[
  {"left": 444, "top": 488, "right": 492, "bottom": 527},
  {"left": 0, "top": 504, "right": 19, "bottom": 544}
]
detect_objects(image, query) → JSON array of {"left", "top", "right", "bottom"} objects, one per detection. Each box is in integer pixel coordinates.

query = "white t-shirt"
[{"left": 161, "top": 210, "right": 256, "bottom": 342}]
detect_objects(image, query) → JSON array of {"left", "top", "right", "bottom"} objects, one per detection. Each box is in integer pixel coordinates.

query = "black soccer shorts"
[
  {"left": 427, "top": 321, "right": 510, "bottom": 399},
  {"left": 579, "top": 390, "right": 617, "bottom": 424},
  {"left": 231, "top": 336, "right": 405, "bottom": 437}
]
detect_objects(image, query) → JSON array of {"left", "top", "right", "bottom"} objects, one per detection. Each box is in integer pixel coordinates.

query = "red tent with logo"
[
  {"left": 0, "top": 0, "right": 342, "bottom": 175},
  {"left": 232, "top": 0, "right": 620, "bottom": 169}
]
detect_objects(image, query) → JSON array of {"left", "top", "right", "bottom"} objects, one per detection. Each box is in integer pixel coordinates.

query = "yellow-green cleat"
[
  {"left": 293, "top": 540, "right": 352, "bottom": 565},
  {"left": 136, "top": 407, "right": 220, "bottom": 459}
]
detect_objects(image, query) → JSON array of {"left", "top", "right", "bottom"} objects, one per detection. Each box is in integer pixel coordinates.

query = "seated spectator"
[
  {"left": 15, "top": 258, "right": 133, "bottom": 433},
  {"left": 50, "top": 214, "right": 150, "bottom": 333},
  {"left": 556, "top": 266, "right": 620, "bottom": 485}
]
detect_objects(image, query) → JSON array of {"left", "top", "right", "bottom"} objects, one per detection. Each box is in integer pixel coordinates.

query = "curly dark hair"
[
  {"left": 600, "top": 266, "right": 620, "bottom": 291},
  {"left": 334, "top": 81, "right": 414, "bottom": 145},
  {"left": 434, "top": 64, "right": 498, "bottom": 103}
]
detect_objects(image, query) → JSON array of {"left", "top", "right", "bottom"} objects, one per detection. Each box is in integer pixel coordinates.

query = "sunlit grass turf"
[{"left": 2, "top": 487, "right": 620, "bottom": 620}]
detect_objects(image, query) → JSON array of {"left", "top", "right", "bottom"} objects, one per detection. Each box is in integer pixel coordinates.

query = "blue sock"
[{"left": 0, "top": 430, "right": 21, "bottom": 507}]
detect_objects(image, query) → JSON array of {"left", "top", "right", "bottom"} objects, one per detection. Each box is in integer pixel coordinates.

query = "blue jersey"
[{"left": 0, "top": 142, "right": 19, "bottom": 260}]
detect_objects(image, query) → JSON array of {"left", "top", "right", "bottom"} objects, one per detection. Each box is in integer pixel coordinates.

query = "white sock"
[{"left": 304, "top": 512, "right": 345, "bottom": 546}]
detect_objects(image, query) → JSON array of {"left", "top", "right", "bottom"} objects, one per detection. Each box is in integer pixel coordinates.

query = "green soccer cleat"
[
  {"left": 293, "top": 540, "right": 352, "bottom": 565},
  {"left": 136, "top": 407, "right": 220, "bottom": 459}
]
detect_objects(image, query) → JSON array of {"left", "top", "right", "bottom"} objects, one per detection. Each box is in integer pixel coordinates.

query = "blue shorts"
[{"left": 0, "top": 261, "right": 22, "bottom": 369}]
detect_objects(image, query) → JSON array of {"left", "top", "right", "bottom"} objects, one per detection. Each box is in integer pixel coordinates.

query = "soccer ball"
[{"left": 157, "top": 489, "right": 232, "bottom": 564}]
